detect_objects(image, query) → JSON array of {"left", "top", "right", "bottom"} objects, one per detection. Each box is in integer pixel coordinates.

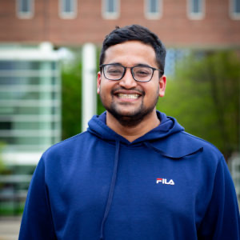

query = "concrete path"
[{"left": 0, "top": 216, "right": 21, "bottom": 240}]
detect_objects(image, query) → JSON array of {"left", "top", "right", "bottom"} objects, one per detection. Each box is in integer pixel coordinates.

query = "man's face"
[{"left": 97, "top": 40, "right": 166, "bottom": 126}]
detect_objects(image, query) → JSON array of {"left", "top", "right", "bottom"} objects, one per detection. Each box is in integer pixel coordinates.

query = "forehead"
[{"left": 103, "top": 41, "right": 157, "bottom": 67}]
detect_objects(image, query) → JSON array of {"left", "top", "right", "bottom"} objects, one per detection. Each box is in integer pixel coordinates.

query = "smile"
[{"left": 117, "top": 94, "right": 140, "bottom": 99}]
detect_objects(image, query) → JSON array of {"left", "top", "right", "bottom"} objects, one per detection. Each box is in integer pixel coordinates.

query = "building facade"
[
  {"left": 0, "top": 0, "right": 239, "bottom": 48},
  {"left": 0, "top": 43, "right": 61, "bottom": 165}
]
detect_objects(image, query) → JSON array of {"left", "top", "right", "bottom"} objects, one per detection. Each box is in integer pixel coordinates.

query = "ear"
[
  {"left": 159, "top": 75, "right": 166, "bottom": 97},
  {"left": 97, "top": 71, "right": 101, "bottom": 94}
]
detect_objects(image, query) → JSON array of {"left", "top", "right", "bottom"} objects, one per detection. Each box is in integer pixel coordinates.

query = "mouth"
[
  {"left": 112, "top": 89, "right": 143, "bottom": 101},
  {"left": 117, "top": 93, "right": 140, "bottom": 100}
]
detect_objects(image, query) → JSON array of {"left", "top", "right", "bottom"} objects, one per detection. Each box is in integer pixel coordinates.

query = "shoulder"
[
  {"left": 41, "top": 131, "right": 93, "bottom": 162},
  {"left": 181, "top": 131, "right": 223, "bottom": 157},
  {"left": 177, "top": 131, "right": 225, "bottom": 169},
  {"left": 157, "top": 130, "right": 224, "bottom": 165}
]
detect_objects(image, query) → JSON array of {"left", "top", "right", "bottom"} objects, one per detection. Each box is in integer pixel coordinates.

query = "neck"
[{"left": 106, "top": 110, "right": 160, "bottom": 142}]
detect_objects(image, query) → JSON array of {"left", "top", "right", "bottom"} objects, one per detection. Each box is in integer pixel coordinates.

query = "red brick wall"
[{"left": 0, "top": 0, "right": 239, "bottom": 48}]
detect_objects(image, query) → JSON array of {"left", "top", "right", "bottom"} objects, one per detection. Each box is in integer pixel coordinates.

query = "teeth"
[{"left": 118, "top": 94, "right": 139, "bottom": 99}]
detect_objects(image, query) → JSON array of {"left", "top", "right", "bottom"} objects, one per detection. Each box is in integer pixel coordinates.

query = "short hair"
[{"left": 100, "top": 24, "right": 166, "bottom": 74}]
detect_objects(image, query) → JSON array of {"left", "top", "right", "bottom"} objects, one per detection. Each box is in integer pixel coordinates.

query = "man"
[{"left": 19, "top": 25, "right": 240, "bottom": 240}]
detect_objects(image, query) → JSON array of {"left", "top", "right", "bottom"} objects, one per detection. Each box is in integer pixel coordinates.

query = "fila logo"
[{"left": 156, "top": 178, "right": 175, "bottom": 185}]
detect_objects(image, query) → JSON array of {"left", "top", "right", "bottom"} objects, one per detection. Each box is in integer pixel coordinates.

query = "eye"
[
  {"left": 134, "top": 67, "right": 151, "bottom": 77},
  {"left": 106, "top": 66, "right": 123, "bottom": 76}
]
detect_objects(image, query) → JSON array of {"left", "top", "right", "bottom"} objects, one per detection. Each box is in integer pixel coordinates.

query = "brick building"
[{"left": 0, "top": 0, "right": 240, "bottom": 47}]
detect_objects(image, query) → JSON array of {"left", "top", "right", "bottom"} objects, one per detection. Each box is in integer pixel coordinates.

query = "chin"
[{"left": 108, "top": 106, "right": 155, "bottom": 127}]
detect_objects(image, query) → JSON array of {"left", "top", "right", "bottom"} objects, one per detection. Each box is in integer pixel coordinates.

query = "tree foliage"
[
  {"left": 61, "top": 56, "right": 82, "bottom": 140},
  {"left": 61, "top": 48, "right": 103, "bottom": 139},
  {"left": 158, "top": 50, "right": 240, "bottom": 158}
]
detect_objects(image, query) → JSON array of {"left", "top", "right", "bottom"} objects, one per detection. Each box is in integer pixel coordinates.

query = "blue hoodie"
[{"left": 19, "top": 111, "right": 240, "bottom": 240}]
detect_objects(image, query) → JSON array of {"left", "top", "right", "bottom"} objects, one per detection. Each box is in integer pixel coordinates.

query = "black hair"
[{"left": 99, "top": 24, "right": 166, "bottom": 74}]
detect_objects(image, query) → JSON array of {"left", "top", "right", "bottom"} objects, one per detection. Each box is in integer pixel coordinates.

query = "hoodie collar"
[
  {"left": 88, "top": 111, "right": 184, "bottom": 144},
  {"left": 88, "top": 111, "right": 203, "bottom": 159}
]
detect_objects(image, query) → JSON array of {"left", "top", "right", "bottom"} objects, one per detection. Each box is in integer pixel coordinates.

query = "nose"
[{"left": 119, "top": 68, "right": 137, "bottom": 89}]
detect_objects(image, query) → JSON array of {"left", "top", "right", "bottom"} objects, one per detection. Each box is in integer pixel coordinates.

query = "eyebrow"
[{"left": 108, "top": 62, "right": 152, "bottom": 68}]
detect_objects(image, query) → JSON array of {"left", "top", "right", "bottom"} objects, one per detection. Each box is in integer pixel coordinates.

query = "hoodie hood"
[
  {"left": 88, "top": 111, "right": 184, "bottom": 144},
  {"left": 88, "top": 111, "right": 203, "bottom": 159}
]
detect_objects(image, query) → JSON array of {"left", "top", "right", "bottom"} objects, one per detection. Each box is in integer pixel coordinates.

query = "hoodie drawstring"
[{"left": 100, "top": 140, "right": 120, "bottom": 240}]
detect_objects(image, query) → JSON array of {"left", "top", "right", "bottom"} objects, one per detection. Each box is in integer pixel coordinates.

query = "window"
[
  {"left": 16, "top": 0, "right": 34, "bottom": 19},
  {"left": 187, "top": 0, "right": 205, "bottom": 20},
  {"left": 230, "top": 0, "right": 240, "bottom": 19},
  {"left": 145, "top": 0, "right": 162, "bottom": 19},
  {"left": 102, "top": 0, "right": 120, "bottom": 19},
  {"left": 59, "top": 0, "right": 77, "bottom": 19},
  {"left": 0, "top": 56, "right": 61, "bottom": 154}
]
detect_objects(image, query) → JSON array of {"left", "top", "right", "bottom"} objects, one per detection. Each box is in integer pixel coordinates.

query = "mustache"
[{"left": 111, "top": 87, "right": 144, "bottom": 95}]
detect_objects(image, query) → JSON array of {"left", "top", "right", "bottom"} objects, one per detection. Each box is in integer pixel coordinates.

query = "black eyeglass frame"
[{"left": 100, "top": 63, "right": 164, "bottom": 82}]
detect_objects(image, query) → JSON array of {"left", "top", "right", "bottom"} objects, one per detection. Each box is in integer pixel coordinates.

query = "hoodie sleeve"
[
  {"left": 198, "top": 156, "right": 240, "bottom": 240},
  {"left": 19, "top": 157, "right": 56, "bottom": 240}
]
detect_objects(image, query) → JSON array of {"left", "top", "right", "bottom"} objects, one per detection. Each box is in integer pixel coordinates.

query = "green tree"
[
  {"left": 61, "top": 48, "right": 102, "bottom": 139},
  {"left": 158, "top": 50, "right": 240, "bottom": 159},
  {"left": 61, "top": 57, "right": 82, "bottom": 140}
]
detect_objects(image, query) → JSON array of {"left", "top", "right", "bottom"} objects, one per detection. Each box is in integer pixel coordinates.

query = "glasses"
[{"left": 100, "top": 63, "right": 163, "bottom": 82}]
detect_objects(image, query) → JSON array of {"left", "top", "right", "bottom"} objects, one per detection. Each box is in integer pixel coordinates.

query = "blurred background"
[{"left": 0, "top": 0, "right": 240, "bottom": 239}]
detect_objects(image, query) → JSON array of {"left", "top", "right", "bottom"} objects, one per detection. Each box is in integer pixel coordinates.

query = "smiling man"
[{"left": 19, "top": 25, "right": 240, "bottom": 240}]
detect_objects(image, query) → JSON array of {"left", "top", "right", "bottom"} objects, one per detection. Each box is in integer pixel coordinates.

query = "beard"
[{"left": 99, "top": 87, "right": 159, "bottom": 127}]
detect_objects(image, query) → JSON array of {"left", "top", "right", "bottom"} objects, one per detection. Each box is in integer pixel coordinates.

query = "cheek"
[
  {"left": 99, "top": 81, "right": 114, "bottom": 101},
  {"left": 144, "top": 83, "right": 159, "bottom": 99},
  {"left": 100, "top": 80, "right": 118, "bottom": 93},
  {"left": 100, "top": 82, "right": 110, "bottom": 94}
]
